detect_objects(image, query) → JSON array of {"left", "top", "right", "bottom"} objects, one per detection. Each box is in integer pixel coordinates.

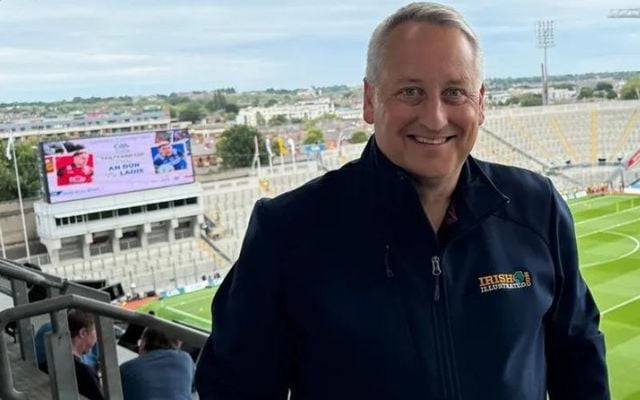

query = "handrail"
[
  {"left": 0, "top": 294, "right": 209, "bottom": 400},
  {"left": 200, "top": 232, "right": 233, "bottom": 263},
  {"left": 0, "top": 259, "right": 67, "bottom": 291}
]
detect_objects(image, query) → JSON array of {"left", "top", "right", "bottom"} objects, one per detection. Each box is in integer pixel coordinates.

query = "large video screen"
[{"left": 40, "top": 129, "right": 195, "bottom": 203}]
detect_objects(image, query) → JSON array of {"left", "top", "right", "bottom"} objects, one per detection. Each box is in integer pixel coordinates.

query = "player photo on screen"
[
  {"left": 151, "top": 141, "right": 187, "bottom": 173},
  {"left": 55, "top": 147, "right": 95, "bottom": 186}
]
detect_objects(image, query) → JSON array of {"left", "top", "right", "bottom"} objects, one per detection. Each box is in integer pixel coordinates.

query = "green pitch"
[
  {"left": 572, "top": 195, "right": 640, "bottom": 400},
  {"left": 137, "top": 194, "right": 640, "bottom": 399},
  {"left": 137, "top": 287, "right": 217, "bottom": 332}
]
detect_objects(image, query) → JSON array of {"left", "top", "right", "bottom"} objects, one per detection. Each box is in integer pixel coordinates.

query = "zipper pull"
[
  {"left": 384, "top": 245, "right": 394, "bottom": 278},
  {"left": 431, "top": 256, "right": 442, "bottom": 302}
]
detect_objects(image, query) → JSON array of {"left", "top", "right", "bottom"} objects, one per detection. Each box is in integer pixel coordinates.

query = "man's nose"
[{"left": 417, "top": 96, "right": 447, "bottom": 132}]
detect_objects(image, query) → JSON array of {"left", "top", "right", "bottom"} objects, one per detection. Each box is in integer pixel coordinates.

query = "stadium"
[
  {"left": 0, "top": 0, "right": 639, "bottom": 395},
  {"left": 1, "top": 99, "right": 639, "bottom": 398}
]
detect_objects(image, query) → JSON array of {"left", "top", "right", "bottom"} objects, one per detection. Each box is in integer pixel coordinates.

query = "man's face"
[
  {"left": 79, "top": 326, "right": 97, "bottom": 354},
  {"left": 73, "top": 152, "right": 88, "bottom": 168},
  {"left": 363, "top": 22, "right": 485, "bottom": 185},
  {"left": 159, "top": 144, "right": 173, "bottom": 157}
]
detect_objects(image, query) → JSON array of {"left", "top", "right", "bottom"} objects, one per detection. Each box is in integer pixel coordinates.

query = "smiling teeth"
[{"left": 414, "top": 136, "right": 447, "bottom": 145}]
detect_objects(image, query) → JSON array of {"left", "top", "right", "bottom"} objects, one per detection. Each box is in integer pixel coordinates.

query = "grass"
[
  {"left": 137, "top": 287, "right": 216, "bottom": 332},
  {"left": 136, "top": 194, "right": 640, "bottom": 399},
  {"left": 572, "top": 195, "right": 640, "bottom": 400}
]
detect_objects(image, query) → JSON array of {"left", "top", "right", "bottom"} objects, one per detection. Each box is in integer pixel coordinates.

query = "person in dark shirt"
[{"left": 68, "top": 309, "right": 104, "bottom": 400}]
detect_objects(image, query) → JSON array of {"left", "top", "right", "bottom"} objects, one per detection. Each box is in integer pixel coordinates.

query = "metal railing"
[{"left": 0, "top": 257, "right": 209, "bottom": 400}]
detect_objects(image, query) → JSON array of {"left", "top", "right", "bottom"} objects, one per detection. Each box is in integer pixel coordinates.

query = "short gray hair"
[{"left": 365, "top": 2, "right": 483, "bottom": 85}]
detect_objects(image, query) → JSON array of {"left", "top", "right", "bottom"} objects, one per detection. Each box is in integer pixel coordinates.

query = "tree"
[
  {"left": 595, "top": 82, "right": 613, "bottom": 92},
  {"left": 264, "top": 98, "right": 278, "bottom": 107},
  {"left": 505, "top": 96, "right": 520, "bottom": 105},
  {"left": 205, "top": 91, "right": 227, "bottom": 113},
  {"left": 577, "top": 87, "right": 594, "bottom": 99},
  {"left": 621, "top": 76, "right": 640, "bottom": 100},
  {"left": 268, "top": 114, "right": 288, "bottom": 126},
  {"left": 349, "top": 131, "right": 369, "bottom": 144},
  {"left": 178, "top": 103, "right": 204, "bottom": 123},
  {"left": 167, "top": 92, "right": 190, "bottom": 106},
  {"left": 303, "top": 127, "right": 324, "bottom": 145},
  {"left": 255, "top": 112, "right": 266, "bottom": 127},
  {"left": 519, "top": 93, "right": 542, "bottom": 107},
  {"left": 224, "top": 103, "right": 239, "bottom": 114},
  {"left": 606, "top": 90, "right": 618, "bottom": 100},
  {"left": 216, "top": 125, "right": 267, "bottom": 169},
  {"left": 0, "top": 138, "right": 41, "bottom": 201},
  {"left": 551, "top": 83, "right": 575, "bottom": 90}
]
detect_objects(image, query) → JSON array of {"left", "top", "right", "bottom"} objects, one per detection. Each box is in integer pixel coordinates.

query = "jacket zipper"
[
  {"left": 430, "top": 211, "right": 505, "bottom": 400},
  {"left": 431, "top": 255, "right": 442, "bottom": 302}
]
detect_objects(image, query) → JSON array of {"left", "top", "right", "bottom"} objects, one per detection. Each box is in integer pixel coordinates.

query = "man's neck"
[
  {"left": 411, "top": 169, "right": 461, "bottom": 232},
  {"left": 70, "top": 340, "right": 84, "bottom": 358}
]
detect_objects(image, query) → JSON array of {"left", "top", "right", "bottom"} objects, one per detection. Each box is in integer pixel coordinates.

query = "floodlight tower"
[{"left": 536, "top": 20, "right": 555, "bottom": 105}]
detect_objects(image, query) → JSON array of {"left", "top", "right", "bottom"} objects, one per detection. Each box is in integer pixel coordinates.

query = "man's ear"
[
  {"left": 363, "top": 78, "right": 376, "bottom": 124},
  {"left": 478, "top": 83, "right": 486, "bottom": 126}
]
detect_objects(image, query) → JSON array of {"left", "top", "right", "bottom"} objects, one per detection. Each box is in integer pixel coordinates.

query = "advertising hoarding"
[{"left": 40, "top": 129, "right": 194, "bottom": 203}]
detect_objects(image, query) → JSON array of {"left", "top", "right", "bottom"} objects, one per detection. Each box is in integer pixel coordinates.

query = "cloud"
[{"left": 0, "top": 0, "right": 638, "bottom": 102}]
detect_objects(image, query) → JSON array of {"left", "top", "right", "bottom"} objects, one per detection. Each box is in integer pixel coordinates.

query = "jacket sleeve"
[
  {"left": 195, "top": 199, "right": 292, "bottom": 400},
  {"left": 545, "top": 186, "right": 610, "bottom": 400}
]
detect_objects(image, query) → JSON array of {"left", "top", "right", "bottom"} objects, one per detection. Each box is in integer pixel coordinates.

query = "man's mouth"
[{"left": 409, "top": 135, "right": 455, "bottom": 145}]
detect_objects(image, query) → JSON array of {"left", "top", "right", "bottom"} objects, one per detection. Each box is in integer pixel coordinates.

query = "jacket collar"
[{"left": 359, "top": 135, "right": 510, "bottom": 233}]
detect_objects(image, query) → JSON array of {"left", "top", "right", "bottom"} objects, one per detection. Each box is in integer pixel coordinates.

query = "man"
[
  {"left": 35, "top": 320, "right": 99, "bottom": 373},
  {"left": 195, "top": 3, "right": 609, "bottom": 399},
  {"left": 119, "top": 328, "right": 194, "bottom": 400},
  {"left": 67, "top": 309, "right": 104, "bottom": 400},
  {"left": 153, "top": 141, "right": 187, "bottom": 173},
  {"left": 57, "top": 149, "right": 93, "bottom": 185}
]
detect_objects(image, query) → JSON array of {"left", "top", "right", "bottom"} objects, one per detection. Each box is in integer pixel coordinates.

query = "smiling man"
[
  {"left": 196, "top": 3, "right": 609, "bottom": 399},
  {"left": 363, "top": 17, "right": 485, "bottom": 231}
]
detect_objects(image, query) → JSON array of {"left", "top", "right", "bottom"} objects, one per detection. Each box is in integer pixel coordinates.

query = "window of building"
[{"left": 100, "top": 210, "right": 113, "bottom": 219}]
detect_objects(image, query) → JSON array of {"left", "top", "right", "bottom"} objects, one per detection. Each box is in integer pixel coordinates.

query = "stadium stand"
[{"left": 195, "top": 102, "right": 640, "bottom": 261}]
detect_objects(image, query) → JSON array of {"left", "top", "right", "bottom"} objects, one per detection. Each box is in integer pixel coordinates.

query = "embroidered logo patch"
[{"left": 478, "top": 271, "right": 532, "bottom": 293}]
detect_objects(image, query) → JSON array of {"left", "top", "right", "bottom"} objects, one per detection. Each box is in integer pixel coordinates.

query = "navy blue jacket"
[{"left": 196, "top": 138, "right": 609, "bottom": 400}]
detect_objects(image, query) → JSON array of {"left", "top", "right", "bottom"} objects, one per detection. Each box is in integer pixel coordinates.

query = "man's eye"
[
  {"left": 401, "top": 87, "right": 422, "bottom": 97},
  {"left": 397, "top": 87, "right": 424, "bottom": 103},
  {"left": 443, "top": 88, "right": 464, "bottom": 97}
]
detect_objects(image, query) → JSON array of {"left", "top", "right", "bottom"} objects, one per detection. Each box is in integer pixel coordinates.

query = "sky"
[{"left": 0, "top": 0, "right": 638, "bottom": 102}]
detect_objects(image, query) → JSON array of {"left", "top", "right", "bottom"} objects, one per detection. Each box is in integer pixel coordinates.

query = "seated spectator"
[
  {"left": 120, "top": 327, "right": 194, "bottom": 400},
  {"left": 35, "top": 319, "right": 100, "bottom": 373},
  {"left": 68, "top": 309, "right": 104, "bottom": 400}
]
